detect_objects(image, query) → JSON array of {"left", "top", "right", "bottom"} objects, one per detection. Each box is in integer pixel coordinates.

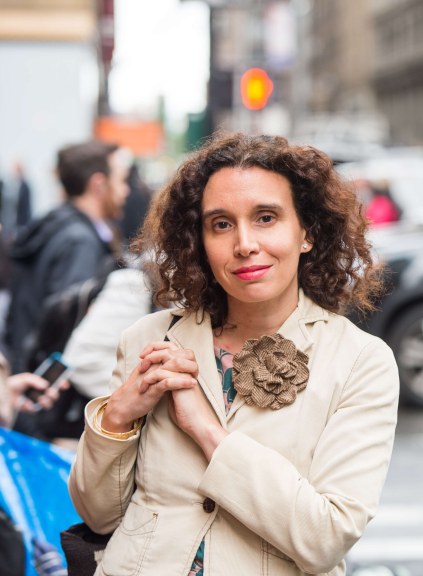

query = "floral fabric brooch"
[{"left": 233, "top": 333, "right": 309, "bottom": 410}]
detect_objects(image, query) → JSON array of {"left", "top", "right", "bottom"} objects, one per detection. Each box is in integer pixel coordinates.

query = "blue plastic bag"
[{"left": 0, "top": 427, "right": 81, "bottom": 576}]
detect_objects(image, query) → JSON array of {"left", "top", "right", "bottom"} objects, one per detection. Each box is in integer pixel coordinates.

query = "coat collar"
[
  {"left": 277, "top": 289, "right": 329, "bottom": 354},
  {"left": 165, "top": 291, "right": 329, "bottom": 424}
]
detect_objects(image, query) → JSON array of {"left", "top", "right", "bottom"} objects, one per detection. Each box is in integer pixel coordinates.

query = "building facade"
[
  {"left": 0, "top": 0, "right": 110, "bottom": 213},
  {"left": 298, "top": 0, "right": 423, "bottom": 146},
  {"left": 371, "top": 0, "right": 423, "bottom": 144}
]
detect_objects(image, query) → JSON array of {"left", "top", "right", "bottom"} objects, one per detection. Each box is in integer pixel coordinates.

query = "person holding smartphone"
[{"left": 0, "top": 352, "right": 68, "bottom": 428}]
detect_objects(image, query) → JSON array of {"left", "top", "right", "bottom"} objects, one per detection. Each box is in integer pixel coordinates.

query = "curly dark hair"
[{"left": 134, "top": 132, "right": 383, "bottom": 328}]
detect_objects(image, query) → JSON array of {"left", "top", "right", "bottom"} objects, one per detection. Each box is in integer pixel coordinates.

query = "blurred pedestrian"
[
  {"left": 0, "top": 506, "right": 25, "bottom": 576},
  {"left": 365, "top": 181, "right": 400, "bottom": 226},
  {"left": 119, "top": 162, "right": 152, "bottom": 246},
  {"left": 6, "top": 140, "right": 129, "bottom": 374},
  {"left": 69, "top": 133, "right": 399, "bottom": 576},
  {"left": 0, "top": 227, "right": 11, "bottom": 355},
  {"left": 14, "top": 162, "right": 32, "bottom": 229},
  {"left": 0, "top": 161, "right": 33, "bottom": 245}
]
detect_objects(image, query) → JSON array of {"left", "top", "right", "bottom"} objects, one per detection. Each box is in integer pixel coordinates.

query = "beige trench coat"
[{"left": 69, "top": 291, "right": 399, "bottom": 576}]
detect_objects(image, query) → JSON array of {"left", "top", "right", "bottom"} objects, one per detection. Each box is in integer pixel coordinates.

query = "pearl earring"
[{"left": 302, "top": 243, "right": 308, "bottom": 249}]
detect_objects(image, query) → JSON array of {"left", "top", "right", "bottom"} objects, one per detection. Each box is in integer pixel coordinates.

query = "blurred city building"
[
  {"left": 292, "top": 0, "right": 389, "bottom": 161},
  {"left": 371, "top": 0, "right": 423, "bottom": 145},
  {"left": 0, "top": 0, "right": 112, "bottom": 214},
  {"left": 294, "top": 0, "right": 423, "bottom": 148},
  {"left": 192, "top": 0, "right": 422, "bottom": 152},
  {"left": 306, "top": 0, "right": 375, "bottom": 116},
  {"left": 0, "top": 0, "right": 169, "bottom": 211},
  {"left": 2, "top": 0, "right": 422, "bottom": 205}
]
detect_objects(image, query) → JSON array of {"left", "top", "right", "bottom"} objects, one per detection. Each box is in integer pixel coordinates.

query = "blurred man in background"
[{"left": 6, "top": 140, "right": 129, "bottom": 374}]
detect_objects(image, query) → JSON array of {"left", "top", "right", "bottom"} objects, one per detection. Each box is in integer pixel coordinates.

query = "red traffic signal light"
[{"left": 240, "top": 68, "right": 274, "bottom": 110}]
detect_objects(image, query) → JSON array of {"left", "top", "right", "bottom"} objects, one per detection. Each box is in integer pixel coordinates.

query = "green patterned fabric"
[{"left": 188, "top": 347, "right": 235, "bottom": 576}]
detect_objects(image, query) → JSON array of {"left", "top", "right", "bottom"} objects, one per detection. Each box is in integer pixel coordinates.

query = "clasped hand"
[{"left": 102, "top": 342, "right": 227, "bottom": 459}]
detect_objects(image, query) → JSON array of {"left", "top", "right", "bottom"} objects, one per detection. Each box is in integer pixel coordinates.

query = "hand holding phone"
[{"left": 24, "top": 352, "right": 72, "bottom": 405}]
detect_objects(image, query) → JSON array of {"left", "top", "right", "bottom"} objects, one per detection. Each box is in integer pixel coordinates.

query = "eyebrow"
[{"left": 202, "top": 203, "right": 283, "bottom": 220}]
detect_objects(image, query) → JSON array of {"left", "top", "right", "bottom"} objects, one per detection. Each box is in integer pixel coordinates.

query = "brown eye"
[
  {"left": 258, "top": 214, "right": 274, "bottom": 224},
  {"left": 214, "top": 221, "right": 230, "bottom": 230}
]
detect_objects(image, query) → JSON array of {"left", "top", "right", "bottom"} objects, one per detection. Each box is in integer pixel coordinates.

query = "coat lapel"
[
  {"left": 165, "top": 292, "right": 329, "bottom": 426},
  {"left": 227, "top": 291, "right": 328, "bottom": 422}
]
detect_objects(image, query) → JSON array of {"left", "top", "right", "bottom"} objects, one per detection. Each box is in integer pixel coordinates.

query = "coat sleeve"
[
  {"left": 198, "top": 339, "right": 399, "bottom": 574},
  {"left": 68, "top": 337, "right": 140, "bottom": 535}
]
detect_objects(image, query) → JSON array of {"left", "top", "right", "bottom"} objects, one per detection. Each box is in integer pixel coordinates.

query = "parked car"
[{"left": 337, "top": 154, "right": 423, "bottom": 407}]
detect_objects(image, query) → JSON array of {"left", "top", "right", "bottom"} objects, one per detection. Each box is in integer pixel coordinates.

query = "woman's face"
[{"left": 201, "top": 166, "right": 311, "bottom": 313}]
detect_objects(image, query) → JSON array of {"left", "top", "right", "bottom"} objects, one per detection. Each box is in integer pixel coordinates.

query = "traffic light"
[{"left": 240, "top": 68, "right": 273, "bottom": 110}]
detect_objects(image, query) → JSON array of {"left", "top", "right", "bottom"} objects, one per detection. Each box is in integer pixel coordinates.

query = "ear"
[
  {"left": 87, "top": 172, "right": 107, "bottom": 194},
  {"left": 301, "top": 236, "right": 313, "bottom": 253}
]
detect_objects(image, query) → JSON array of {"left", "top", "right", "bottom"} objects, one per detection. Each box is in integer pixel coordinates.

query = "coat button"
[{"left": 202, "top": 498, "right": 215, "bottom": 513}]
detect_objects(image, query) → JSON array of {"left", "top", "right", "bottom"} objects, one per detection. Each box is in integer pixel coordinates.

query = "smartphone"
[{"left": 25, "top": 352, "right": 72, "bottom": 404}]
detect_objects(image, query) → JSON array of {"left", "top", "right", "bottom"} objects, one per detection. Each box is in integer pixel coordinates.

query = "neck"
[
  {"left": 215, "top": 292, "right": 300, "bottom": 354},
  {"left": 72, "top": 194, "right": 104, "bottom": 221}
]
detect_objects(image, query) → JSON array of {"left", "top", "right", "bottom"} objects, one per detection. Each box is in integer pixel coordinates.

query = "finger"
[
  {"left": 14, "top": 395, "right": 32, "bottom": 412},
  {"left": 8, "top": 373, "right": 49, "bottom": 393},
  {"left": 143, "top": 368, "right": 197, "bottom": 389},
  {"left": 25, "top": 374, "right": 49, "bottom": 389},
  {"left": 45, "top": 387, "right": 60, "bottom": 401},
  {"left": 153, "top": 375, "right": 197, "bottom": 394},
  {"left": 143, "top": 349, "right": 198, "bottom": 373},
  {"left": 38, "top": 396, "right": 54, "bottom": 410},
  {"left": 144, "top": 348, "right": 194, "bottom": 363},
  {"left": 138, "top": 351, "right": 176, "bottom": 373},
  {"left": 57, "top": 378, "right": 71, "bottom": 390},
  {"left": 138, "top": 358, "right": 152, "bottom": 373},
  {"left": 138, "top": 374, "right": 183, "bottom": 396},
  {"left": 162, "top": 357, "right": 199, "bottom": 378},
  {"left": 139, "top": 341, "right": 178, "bottom": 359},
  {"left": 137, "top": 363, "right": 164, "bottom": 393}
]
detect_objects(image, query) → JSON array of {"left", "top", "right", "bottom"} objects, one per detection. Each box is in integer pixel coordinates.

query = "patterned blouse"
[{"left": 188, "top": 346, "right": 236, "bottom": 576}]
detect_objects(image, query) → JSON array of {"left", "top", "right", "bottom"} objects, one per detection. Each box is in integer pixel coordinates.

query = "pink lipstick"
[{"left": 233, "top": 265, "right": 271, "bottom": 281}]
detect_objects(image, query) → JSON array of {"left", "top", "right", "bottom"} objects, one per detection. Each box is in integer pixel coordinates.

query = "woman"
[{"left": 69, "top": 133, "right": 399, "bottom": 576}]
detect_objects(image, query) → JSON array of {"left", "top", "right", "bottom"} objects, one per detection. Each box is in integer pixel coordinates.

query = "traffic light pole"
[{"left": 233, "top": 0, "right": 267, "bottom": 133}]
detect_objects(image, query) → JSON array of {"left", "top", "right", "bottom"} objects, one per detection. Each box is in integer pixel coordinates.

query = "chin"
[{"left": 229, "top": 290, "right": 272, "bottom": 305}]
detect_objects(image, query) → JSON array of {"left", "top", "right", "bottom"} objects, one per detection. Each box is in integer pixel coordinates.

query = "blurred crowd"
[
  {"left": 0, "top": 139, "right": 157, "bottom": 575},
  {"left": 0, "top": 139, "right": 155, "bottom": 441}
]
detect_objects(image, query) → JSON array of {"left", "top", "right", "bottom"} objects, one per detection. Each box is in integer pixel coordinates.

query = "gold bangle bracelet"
[{"left": 93, "top": 401, "right": 143, "bottom": 440}]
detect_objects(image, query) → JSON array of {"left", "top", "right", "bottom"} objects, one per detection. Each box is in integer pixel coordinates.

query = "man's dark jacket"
[{"left": 6, "top": 202, "right": 117, "bottom": 373}]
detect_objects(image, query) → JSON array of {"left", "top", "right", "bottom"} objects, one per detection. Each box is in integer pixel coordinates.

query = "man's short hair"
[{"left": 57, "top": 140, "right": 119, "bottom": 198}]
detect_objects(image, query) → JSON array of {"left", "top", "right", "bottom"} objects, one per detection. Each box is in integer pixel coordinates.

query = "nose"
[{"left": 234, "top": 224, "right": 259, "bottom": 257}]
